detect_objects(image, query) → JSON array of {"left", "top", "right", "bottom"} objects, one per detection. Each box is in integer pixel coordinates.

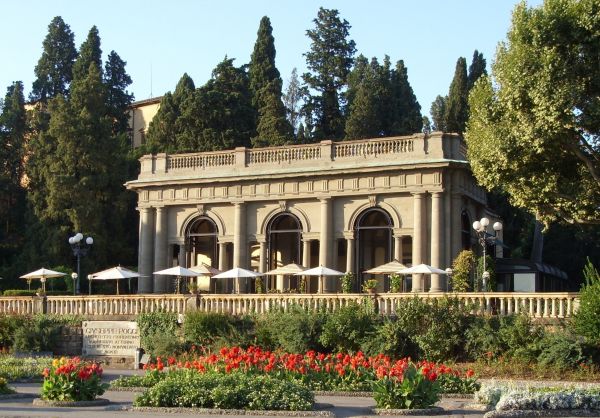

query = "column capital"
[
  {"left": 232, "top": 201, "right": 246, "bottom": 207},
  {"left": 318, "top": 197, "right": 331, "bottom": 203},
  {"left": 431, "top": 191, "right": 443, "bottom": 198},
  {"left": 343, "top": 231, "right": 355, "bottom": 240},
  {"left": 411, "top": 192, "right": 426, "bottom": 198}
]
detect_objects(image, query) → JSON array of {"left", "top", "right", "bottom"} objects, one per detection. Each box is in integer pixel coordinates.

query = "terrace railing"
[{"left": 0, "top": 292, "right": 579, "bottom": 319}]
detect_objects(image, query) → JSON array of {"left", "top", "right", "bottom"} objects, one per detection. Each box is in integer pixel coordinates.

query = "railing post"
[
  {"left": 235, "top": 147, "right": 247, "bottom": 167},
  {"left": 320, "top": 140, "right": 333, "bottom": 161}
]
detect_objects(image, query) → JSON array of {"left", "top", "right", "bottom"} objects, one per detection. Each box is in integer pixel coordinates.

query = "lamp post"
[
  {"left": 68, "top": 232, "right": 93, "bottom": 295},
  {"left": 71, "top": 272, "right": 78, "bottom": 296},
  {"left": 445, "top": 267, "right": 453, "bottom": 292},
  {"left": 472, "top": 217, "right": 502, "bottom": 291},
  {"left": 87, "top": 274, "right": 93, "bottom": 295}
]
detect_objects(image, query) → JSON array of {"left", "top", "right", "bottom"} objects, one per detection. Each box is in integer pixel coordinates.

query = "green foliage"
[
  {"left": 451, "top": 250, "right": 474, "bottom": 292},
  {"left": 137, "top": 312, "right": 180, "bottom": 355},
  {"left": 361, "top": 318, "right": 415, "bottom": 359},
  {"left": 389, "top": 274, "right": 403, "bottom": 293},
  {"left": 31, "top": 16, "right": 77, "bottom": 101},
  {"left": 72, "top": 26, "right": 102, "bottom": 81},
  {"left": 445, "top": 57, "right": 468, "bottom": 134},
  {"left": 283, "top": 68, "right": 302, "bottom": 133},
  {"left": 372, "top": 365, "right": 441, "bottom": 410},
  {"left": 340, "top": 272, "right": 354, "bottom": 293},
  {"left": 134, "top": 371, "right": 314, "bottom": 411},
  {"left": 465, "top": 0, "right": 600, "bottom": 225},
  {"left": 12, "top": 316, "right": 67, "bottom": 352},
  {"left": 254, "top": 306, "right": 324, "bottom": 353},
  {"left": 183, "top": 312, "right": 236, "bottom": 348},
  {"left": 0, "top": 356, "right": 53, "bottom": 381},
  {"left": 303, "top": 7, "right": 356, "bottom": 140},
  {"left": 573, "top": 259, "right": 600, "bottom": 345},
  {"left": 467, "top": 50, "right": 487, "bottom": 91},
  {"left": 41, "top": 358, "right": 108, "bottom": 401},
  {"left": 429, "top": 95, "right": 447, "bottom": 132},
  {"left": 437, "top": 373, "right": 480, "bottom": 395},
  {"left": 111, "top": 369, "right": 166, "bottom": 388},
  {"left": 536, "top": 330, "right": 586, "bottom": 372},
  {"left": 104, "top": 50, "right": 134, "bottom": 134},
  {"left": 319, "top": 303, "right": 375, "bottom": 353},
  {"left": 476, "top": 255, "right": 496, "bottom": 291},
  {"left": 0, "top": 377, "right": 14, "bottom": 394},
  {"left": 0, "top": 315, "right": 28, "bottom": 350}
]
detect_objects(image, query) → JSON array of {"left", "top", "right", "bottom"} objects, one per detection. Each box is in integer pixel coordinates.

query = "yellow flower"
[{"left": 52, "top": 359, "right": 59, "bottom": 368}]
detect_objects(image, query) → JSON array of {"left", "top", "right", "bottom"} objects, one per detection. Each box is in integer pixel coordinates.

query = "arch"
[
  {"left": 180, "top": 209, "right": 226, "bottom": 238},
  {"left": 185, "top": 216, "right": 220, "bottom": 290},
  {"left": 259, "top": 206, "right": 310, "bottom": 236},
  {"left": 266, "top": 212, "right": 303, "bottom": 291},
  {"left": 346, "top": 201, "right": 401, "bottom": 232}
]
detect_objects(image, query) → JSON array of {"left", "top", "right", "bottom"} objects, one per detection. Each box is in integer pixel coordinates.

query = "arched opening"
[
  {"left": 461, "top": 210, "right": 472, "bottom": 250},
  {"left": 185, "top": 217, "right": 219, "bottom": 292},
  {"left": 355, "top": 208, "right": 393, "bottom": 292},
  {"left": 267, "top": 213, "right": 302, "bottom": 291}
]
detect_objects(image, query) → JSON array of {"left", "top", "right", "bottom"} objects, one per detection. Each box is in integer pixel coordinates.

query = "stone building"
[{"left": 126, "top": 133, "right": 500, "bottom": 294}]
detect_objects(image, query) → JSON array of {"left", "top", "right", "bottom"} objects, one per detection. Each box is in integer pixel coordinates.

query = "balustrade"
[
  {"left": 334, "top": 137, "right": 414, "bottom": 158},
  {"left": 167, "top": 151, "right": 235, "bottom": 171},
  {"left": 0, "top": 292, "right": 580, "bottom": 319}
]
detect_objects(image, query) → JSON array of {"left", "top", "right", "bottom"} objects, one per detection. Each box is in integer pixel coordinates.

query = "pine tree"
[
  {"left": 283, "top": 68, "right": 302, "bottom": 134},
  {"left": 104, "top": 51, "right": 134, "bottom": 135},
  {"left": 388, "top": 60, "right": 422, "bottom": 135},
  {"left": 72, "top": 26, "right": 103, "bottom": 81},
  {"left": 303, "top": 7, "right": 356, "bottom": 140},
  {"left": 467, "top": 50, "right": 487, "bottom": 91},
  {"left": 430, "top": 95, "right": 447, "bottom": 131},
  {"left": 445, "top": 57, "right": 469, "bottom": 134},
  {"left": 31, "top": 16, "right": 78, "bottom": 101},
  {"left": 345, "top": 55, "right": 381, "bottom": 139},
  {"left": 249, "top": 17, "right": 292, "bottom": 147}
]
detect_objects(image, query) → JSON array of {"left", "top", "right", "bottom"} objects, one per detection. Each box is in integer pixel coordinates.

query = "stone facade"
[{"left": 126, "top": 133, "right": 500, "bottom": 293}]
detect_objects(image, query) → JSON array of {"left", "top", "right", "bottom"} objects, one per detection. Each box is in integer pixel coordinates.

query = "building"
[
  {"left": 128, "top": 97, "right": 161, "bottom": 148},
  {"left": 126, "top": 132, "right": 501, "bottom": 294}
]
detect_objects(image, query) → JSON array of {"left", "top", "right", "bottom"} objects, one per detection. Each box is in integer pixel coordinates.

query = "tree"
[
  {"left": 387, "top": 60, "right": 422, "bottom": 135},
  {"left": 573, "top": 259, "right": 600, "bottom": 345},
  {"left": 445, "top": 57, "right": 468, "bottom": 134},
  {"left": 72, "top": 26, "right": 102, "bottom": 81},
  {"left": 31, "top": 16, "right": 78, "bottom": 101},
  {"left": 283, "top": 68, "right": 302, "bottom": 135},
  {"left": 104, "top": 51, "right": 134, "bottom": 135},
  {"left": 467, "top": 50, "right": 487, "bottom": 91},
  {"left": 451, "top": 250, "right": 475, "bottom": 292},
  {"left": 344, "top": 55, "right": 382, "bottom": 139},
  {"left": 303, "top": 7, "right": 356, "bottom": 140},
  {"left": 466, "top": 0, "right": 600, "bottom": 225},
  {"left": 248, "top": 16, "right": 293, "bottom": 147},
  {"left": 430, "top": 95, "right": 447, "bottom": 131}
]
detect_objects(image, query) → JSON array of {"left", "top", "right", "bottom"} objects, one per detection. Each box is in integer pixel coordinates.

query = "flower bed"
[
  {"left": 0, "top": 355, "right": 52, "bottom": 381},
  {"left": 114, "top": 346, "right": 478, "bottom": 395},
  {"left": 0, "top": 377, "right": 14, "bottom": 395},
  {"left": 41, "top": 357, "right": 109, "bottom": 402}
]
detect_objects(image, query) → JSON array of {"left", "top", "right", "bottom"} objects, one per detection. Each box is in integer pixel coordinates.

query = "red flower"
[{"left": 465, "top": 369, "right": 474, "bottom": 378}]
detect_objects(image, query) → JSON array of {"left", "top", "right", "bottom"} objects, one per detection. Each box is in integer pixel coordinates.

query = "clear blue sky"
[{"left": 1, "top": 0, "right": 541, "bottom": 116}]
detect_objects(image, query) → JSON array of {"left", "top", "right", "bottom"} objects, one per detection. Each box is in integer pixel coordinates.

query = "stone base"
[
  {"left": 484, "top": 410, "right": 600, "bottom": 418},
  {"left": 33, "top": 398, "right": 110, "bottom": 407},
  {"left": 373, "top": 406, "right": 445, "bottom": 415}
]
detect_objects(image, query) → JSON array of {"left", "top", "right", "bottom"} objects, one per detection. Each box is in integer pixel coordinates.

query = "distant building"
[
  {"left": 126, "top": 132, "right": 503, "bottom": 294},
  {"left": 128, "top": 97, "right": 161, "bottom": 148}
]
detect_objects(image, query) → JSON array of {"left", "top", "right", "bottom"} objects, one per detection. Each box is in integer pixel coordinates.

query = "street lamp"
[
  {"left": 472, "top": 217, "right": 502, "bottom": 291},
  {"left": 68, "top": 233, "right": 93, "bottom": 294},
  {"left": 87, "top": 274, "right": 93, "bottom": 295},
  {"left": 445, "top": 267, "right": 453, "bottom": 292},
  {"left": 71, "top": 272, "right": 78, "bottom": 296}
]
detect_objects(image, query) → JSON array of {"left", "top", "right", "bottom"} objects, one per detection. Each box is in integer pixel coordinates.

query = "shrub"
[
  {"left": 13, "top": 316, "right": 63, "bottom": 353},
  {"left": 497, "top": 314, "right": 544, "bottom": 362},
  {"left": 134, "top": 371, "right": 314, "bottom": 411},
  {"left": 319, "top": 303, "right": 375, "bottom": 353},
  {"left": 573, "top": 259, "right": 600, "bottom": 346},
  {"left": 41, "top": 357, "right": 108, "bottom": 401},
  {"left": 451, "top": 250, "right": 475, "bottom": 292},
  {"left": 389, "top": 274, "right": 403, "bottom": 293},
  {"left": 536, "top": 330, "right": 587, "bottom": 371},
  {"left": 465, "top": 316, "right": 503, "bottom": 360},
  {"left": 183, "top": 312, "right": 235, "bottom": 347},
  {"left": 372, "top": 362, "right": 441, "bottom": 409},
  {"left": 339, "top": 272, "right": 354, "bottom": 293},
  {"left": 254, "top": 306, "right": 324, "bottom": 353},
  {"left": 137, "top": 312, "right": 180, "bottom": 356},
  {"left": 0, "top": 377, "right": 14, "bottom": 394},
  {"left": 360, "top": 318, "right": 415, "bottom": 359},
  {"left": 0, "top": 356, "right": 53, "bottom": 381},
  {"left": 0, "top": 315, "right": 28, "bottom": 350}
]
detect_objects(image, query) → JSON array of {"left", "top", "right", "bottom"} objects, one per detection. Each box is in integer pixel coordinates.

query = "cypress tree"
[
  {"left": 445, "top": 57, "right": 469, "bottom": 134},
  {"left": 283, "top": 68, "right": 302, "bottom": 135},
  {"left": 72, "top": 26, "right": 103, "bottom": 81},
  {"left": 249, "top": 16, "right": 292, "bottom": 147},
  {"left": 467, "top": 50, "right": 487, "bottom": 91},
  {"left": 303, "top": 7, "right": 356, "bottom": 140},
  {"left": 388, "top": 60, "right": 422, "bottom": 135},
  {"left": 345, "top": 55, "right": 381, "bottom": 139},
  {"left": 104, "top": 51, "right": 134, "bottom": 135},
  {"left": 430, "top": 95, "right": 447, "bottom": 132},
  {"left": 31, "top": 16, "right": 78, "bottom": 102}
]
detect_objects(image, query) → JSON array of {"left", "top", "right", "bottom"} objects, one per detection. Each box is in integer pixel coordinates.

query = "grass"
[{"left": 0, "top": 355, "right": 52, "bottom": 381}]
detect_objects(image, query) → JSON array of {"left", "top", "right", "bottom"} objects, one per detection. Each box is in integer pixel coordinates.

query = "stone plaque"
[{"left": 82, "top": 321, "right": 140, "bottom": 357}]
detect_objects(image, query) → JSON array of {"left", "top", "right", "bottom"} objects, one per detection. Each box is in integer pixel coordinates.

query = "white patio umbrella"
[
  {"left": 189, "top": 263, "right": 222, "bottom": 293},
  {"left": 213, "top": 267, "right": 264, "bottom": 294},
  {"left": 365, "top": 260, "right": 407, "bottom": 274},
  {"left": 20, "top": 268, "right": 66, "bottom": 293},
  {"left": 89, "top": 266, "right": 143, "bottom": 295},
  {"left": 294, "top": 266, "right": 344, "bottom": 293},
  {"left": 396, "top": 264, "right": 448, "bottom": 275},
  {"left": 153, "top": 266, "right": 200, "bottom": 294},
  {"left": 264, "top": 263, "right": 307, "bottom": 292}
]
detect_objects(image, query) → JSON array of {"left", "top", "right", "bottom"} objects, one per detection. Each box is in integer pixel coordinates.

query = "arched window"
[
  {"left": 355, "top": 208, "right": 393, "bottom": 291},
  {"left": 267, "top": 213, "right": 302, "bottom": 291},
  {"left": 185, "top": 217, "right": 218, "bottom": 269},
  {"left": 461, "top": 210, "right": 472, "bottom": 250}
]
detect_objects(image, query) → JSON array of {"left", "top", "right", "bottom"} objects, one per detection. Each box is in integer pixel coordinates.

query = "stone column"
[
  {"left": 138, "top": 207, "right": 154, "bottom": 293},
  {"left": 218, "top": 242, "right": 228, "bottom": 293},
  {"left": 319, "top": 198, "right": 332, "bottom": 292},
  {"left": 412, "top": 193, "right": 425, "bottom": 292},
  {"left": 345, "top": 235, "right": 355, "bottom": 274},
  {"left": 233, "top": 202, "right": 247, "bottom": 293},
  {"left": 302, "top": 239, "right": 311, "bottom": 292},
  {"left": 394, "top": 235, "right": 403, "bottom": 263},
  {"left": 430, "top": 192, "right": 443, "bottom": 292},
  {"left": 153, "top": 206, "right": 168, "bottom": 293},
  {"left": 259, "top": 240, "right": 268, "bottom": 290},
  {"left": 451, "top": 171, "right": 463, "bottom": 261}
]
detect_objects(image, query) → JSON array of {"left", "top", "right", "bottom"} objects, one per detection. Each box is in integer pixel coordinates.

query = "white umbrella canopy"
[
  {"left": 190, "top": 263, "right": 222, "bottom": 276},
  {"left": 213, "top": 267, "right": 264, "bottom": 279},
  {"left": 396, "top": 264, "right": 448, "bottom": 275},
  {"left": 20, "top": 268, "right": 66, "bottom": 292},
  {"left": 90, "top": 266, "right": 142, "bottom": 280},
  {"left": 153, "top": 266, "right": 201, "bottom": 277},
  {"left": 364, "top": 260, "right": 407, "bottom": 274},
  {"left": 295, "top": 266, "right": 345, "bottom": 277},
  {"left": 264, "top": 263, "right": 308, "bottom": 275}
]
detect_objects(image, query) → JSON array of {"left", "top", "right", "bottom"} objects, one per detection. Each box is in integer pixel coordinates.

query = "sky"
[{"left": 1, "top": 0, "right": 542, "bottom": 116}]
